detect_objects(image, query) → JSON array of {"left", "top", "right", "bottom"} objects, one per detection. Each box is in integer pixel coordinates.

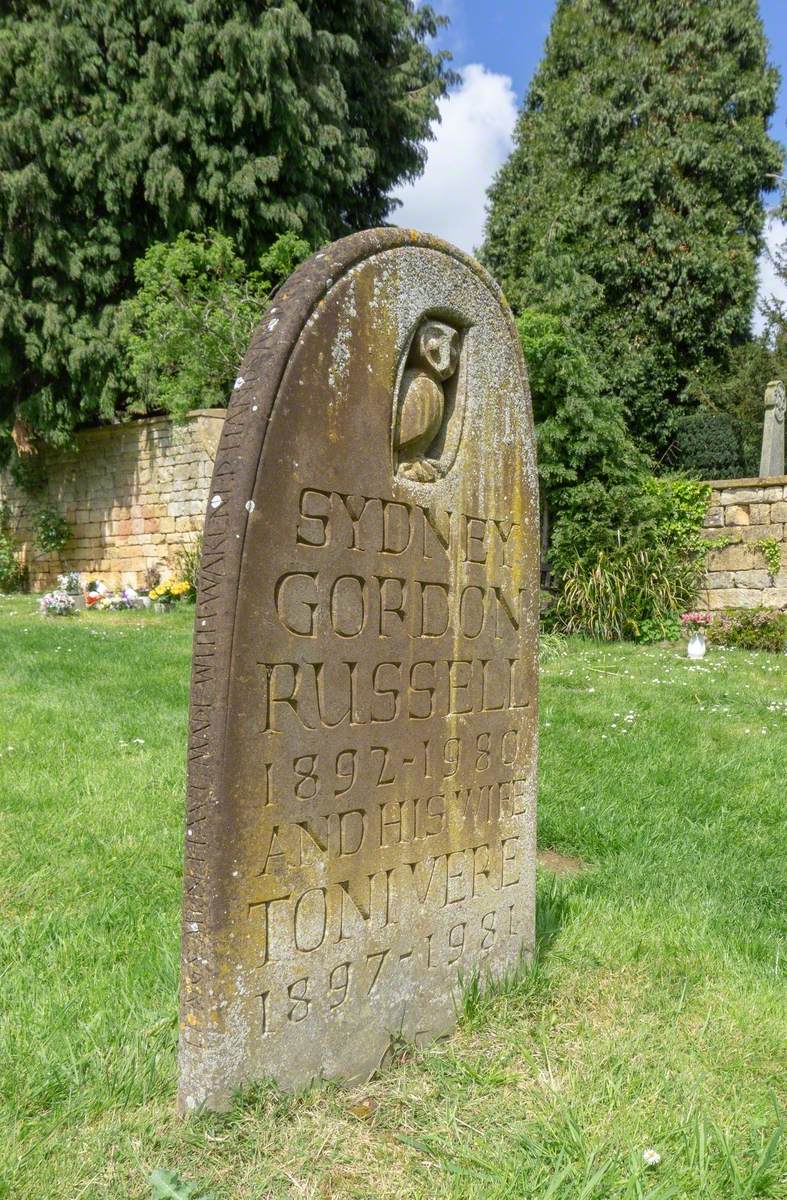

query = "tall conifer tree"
[
  {"left": 483, "top": 0, "right": 782, "bottom": 456},
  {"left": 0, "top": 1, "right": 451, "bottom": 447}
]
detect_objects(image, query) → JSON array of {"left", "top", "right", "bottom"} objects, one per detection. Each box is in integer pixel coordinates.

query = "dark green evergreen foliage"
[
  {"left": 680, "top": 334, "right": 787, "bottom": 474},
  {"left": 517, "top": 308, "right": 643, "bottom": 509},
  {"left": 0, "top": 1, "right": 452, "bottom": 447},
  {"left": 484, "top": 0, "right": 782, "bottom": 457},
  {"left": 672, "top": 409, "right": 746, "bottom": 480}
]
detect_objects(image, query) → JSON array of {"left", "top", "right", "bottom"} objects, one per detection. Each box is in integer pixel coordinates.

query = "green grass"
[{"left": 1, "top": 595, "right": 785, "bottom": 1199}]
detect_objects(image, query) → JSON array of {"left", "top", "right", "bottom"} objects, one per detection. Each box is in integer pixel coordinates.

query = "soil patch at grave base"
[{"left": 537, "top": 849, "right": 585, "bottom": 876}]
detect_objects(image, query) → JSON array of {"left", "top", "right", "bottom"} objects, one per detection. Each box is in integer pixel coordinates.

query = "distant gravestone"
[
  {"left": 759, "top": 380, "right": 785, "bottom": 478},
  {"left": 178, "top": 229, "right": 539, "bottom": 1113}
]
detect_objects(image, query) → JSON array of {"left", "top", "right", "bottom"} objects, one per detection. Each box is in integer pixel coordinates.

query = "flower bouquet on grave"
[
  {"left": 39, "top": 589, "right": 76, "bottom": 616},
  {"left": 98, "top": 586, "right": 139, "bottom": 611},
  {"left": 57, "top": 570, "right": 81, "bottom": 594},
  {"left": 149, "top": 578, "right": 194, "bottom": 609},
  {"left": 681, "top": 611, "right": 712, "bottom": 659},
  {"left": 84, "top": 580, "right": 109, "bottom": 608}
]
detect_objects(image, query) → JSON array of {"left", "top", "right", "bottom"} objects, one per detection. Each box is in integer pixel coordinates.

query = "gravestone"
[
  {"left": 178, "top": 229, "right": 539, "bottom": 1113},
  {"left": 759, "top": 379, "right": 785, "bottom": 478}
]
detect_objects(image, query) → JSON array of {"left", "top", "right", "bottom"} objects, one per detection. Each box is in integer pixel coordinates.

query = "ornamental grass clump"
[{"left": 548, "top": 477, "right": 711, "bottom": 642}]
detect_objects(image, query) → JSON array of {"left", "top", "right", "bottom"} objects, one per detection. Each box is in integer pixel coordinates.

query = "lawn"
[{"left": 1, "top": 595, "right": 785, "bottom": 1200}]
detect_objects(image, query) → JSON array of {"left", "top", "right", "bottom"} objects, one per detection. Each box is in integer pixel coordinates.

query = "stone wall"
[
  {"left": 1, "top": 410, "right": 226, "bottom": 591},
  {"left": 6, "top": 421, "right": 786, "bottom": 608},
  {"left": 701, "top": 475, "right": 787, "bottom": 610}
]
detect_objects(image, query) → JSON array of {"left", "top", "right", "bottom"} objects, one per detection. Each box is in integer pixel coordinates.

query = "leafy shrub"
[
  {"left": 32, "top": 508, "right": 71, "bottom": 554},
  {"left": 637, "top": 614, "right": 683, "bottom": 643},
  {"left": 517, "top": 308, "right": 642, "bottom": 506},
  {"left": 755, "top": 537, "right": 783, "bottom": 580},
  {"left": 672, "top": 409, "right": 746, "bottom": 480},
  {"left": 115, "top": 230, "right": 310, "bottom": 418},
  {"left": 706, "top": 608, "right": 787, "bottom": 653},
  {"left": 0, "top": 506, "right": 24, "bottom": 592},
  {"left": 549, "top": 476, "right": 710, "bottom": 641},
  {"left": 550, "top": 476, "right": 710, "bottom": 576}
]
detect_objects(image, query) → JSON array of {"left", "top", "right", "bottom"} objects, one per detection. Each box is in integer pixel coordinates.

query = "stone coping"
[
  {"left": 65, "top": 408, "right": 228, "bottom": 441},
  {"left": 706, "top": 474, "right": 787, "bottom": 488}
]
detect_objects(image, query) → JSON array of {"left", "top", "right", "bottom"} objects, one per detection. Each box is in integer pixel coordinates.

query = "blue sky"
[
  {"left": 440, "top": 0, "right": 787, "bottom": 136},
  {"left": 393, "top": 0, "right": 787, "bottom": 320}
]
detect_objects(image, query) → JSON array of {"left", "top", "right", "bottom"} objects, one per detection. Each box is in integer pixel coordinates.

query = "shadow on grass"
[
  {"left": 459, "top": 871, "right": 575, "bottom": 1028},
  {"left": 201, "top": 876, "right": 579, "bottom": 1123}
]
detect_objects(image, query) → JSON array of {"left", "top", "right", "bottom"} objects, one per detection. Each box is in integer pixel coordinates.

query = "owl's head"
[{"left": 410, "top": 320, "right": 459, "bottom": 381}]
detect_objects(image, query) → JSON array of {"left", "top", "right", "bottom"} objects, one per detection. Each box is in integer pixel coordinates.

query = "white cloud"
[
  {"left": 754, "top": 216, "right": 787, "bottom": 334},
  {"left": 390, "top": 63, "right": 518, "bottom": 255}
]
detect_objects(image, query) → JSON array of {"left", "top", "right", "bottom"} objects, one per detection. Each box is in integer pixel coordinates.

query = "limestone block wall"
[
  {"left": 0, "top": 410, "right": 226, "bottom": 591},
  {"left": 700, "top": 476, "right": 787, "bottom": 610}
]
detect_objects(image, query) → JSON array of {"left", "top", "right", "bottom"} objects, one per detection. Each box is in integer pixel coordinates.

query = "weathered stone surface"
[
  {"left": 707, "top": 588, "right": 765, "bottom": 609},
  {"left": 732, "top": 570, "right": 771, "bottom": 589},
  {"left": 749, "top": 503, "right": 772, "bottom": 525},
  {"left": 771, "top": 501, "right": 787, "bottom": 523},
  {"left": 739, "top": 523, "right": 784, "bottom": 543},
  {"left": 706, "top": 545, "right": 758, "bottom": 572},
  {"left": 0, "top": 409, "right": 224, "bottom": 589},
  {"left": 704, "top": 506, "right": 724, "bottom": 527},
  {"left": 178, "top": 230, "right": 539, "bottom": 1113},
  {"left": 718, "top": 487, "right": 763, "bottom": 505},
  {"left": 759, "top": 380, "right": 785, "bottom": 478},
  {"left": 708, "top": 476, "right": 786, "bottom": 490},
  {"left": 724, "top": 504, "right": 750, "bottom": 526}
]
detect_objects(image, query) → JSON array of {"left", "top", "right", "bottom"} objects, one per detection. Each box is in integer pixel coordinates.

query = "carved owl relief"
[{"left": 394, "top": 320, "right": 460, "bottom": 482}]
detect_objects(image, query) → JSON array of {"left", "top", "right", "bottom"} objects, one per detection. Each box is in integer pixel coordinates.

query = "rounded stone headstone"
[{"left": 179, "top": 228, "right": 539, "bottom": 1113}]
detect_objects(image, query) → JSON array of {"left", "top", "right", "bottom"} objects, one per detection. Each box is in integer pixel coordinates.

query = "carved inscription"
[
  {"left": 178, "top": 229, "right": 538, "bottom": 1112},
  {"left": 242, "top": 483, "right": 535, "bottom": 1041},
  {"left": 181, "top": 391, "right": 254, "bottom": 1054}
]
